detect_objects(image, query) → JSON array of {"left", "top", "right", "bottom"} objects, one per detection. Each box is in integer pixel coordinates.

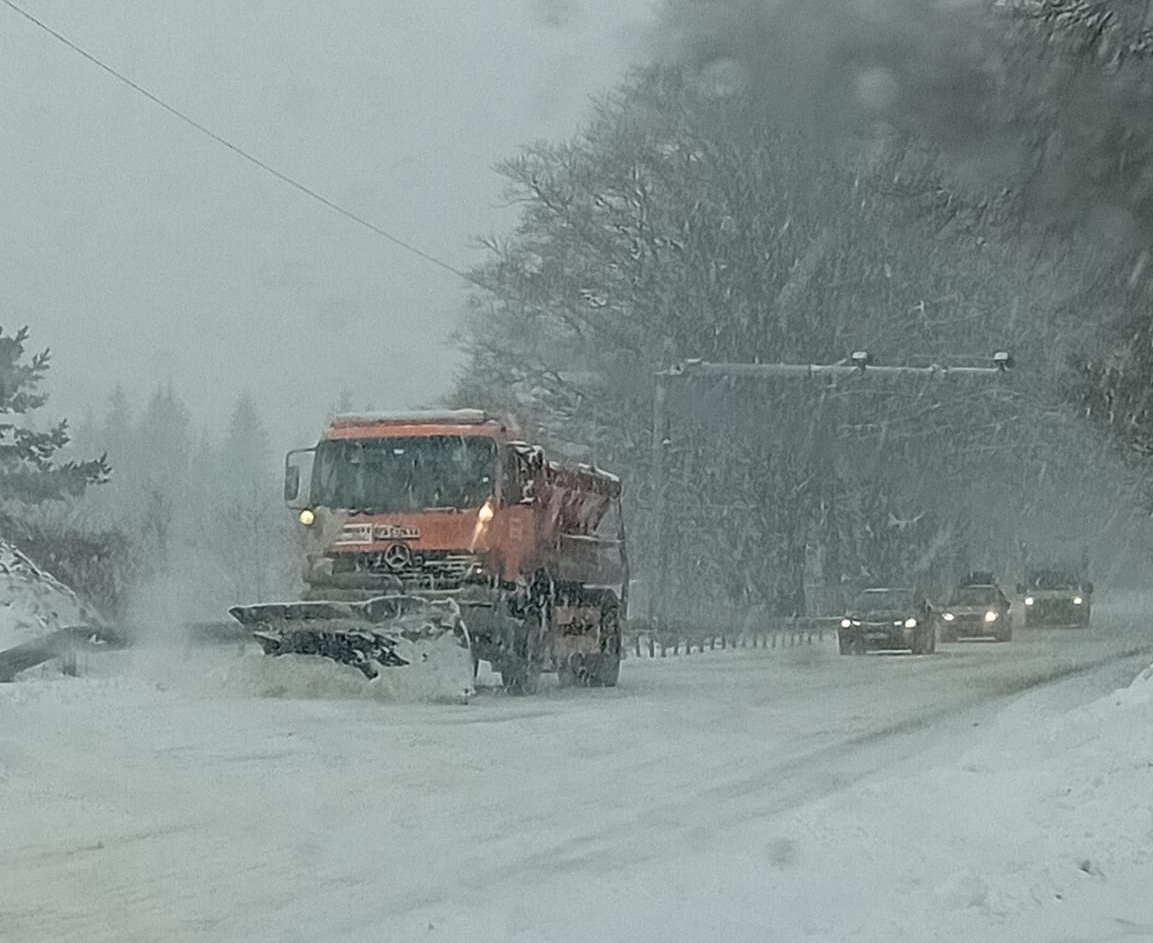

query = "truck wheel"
[
  {"left": 502, "top": 662, "right": 539, "bottom": 695},
  {"left": 587, "top": 653, "right": 621, "bottom": 687},
  {"left": 501, "top": 609, "right": 544, "bottom": 695},
  {"left": 557, "top": 654, "right": 594, "bottom": 687},
  {"left": 587, "top": 595, "right": 622, "bottom": 687}
]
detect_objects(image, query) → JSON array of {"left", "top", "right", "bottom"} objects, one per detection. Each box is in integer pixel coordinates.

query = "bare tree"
[{"left": 457, "top": 62, "right": 1135, "bottom": 620}]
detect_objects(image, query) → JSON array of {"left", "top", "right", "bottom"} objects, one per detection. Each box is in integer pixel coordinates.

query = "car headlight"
[
  {"left": 841, "top": 618, "right": 852, "bottom": 629},
  {"left": 1024, "top": 596, "right": 1035, "bottom": 606},
  {"left": 942, "top": 612, "right": 955, "bottom": 622},
  {"left": 904, "top": 617, "right": 918, "bottom": 629},
  {"left": 984, "top": 610, "right": 998, "bottom": 622},
  {"left": 1073, "top": 596, "right": 1083, "bottom": 605}
]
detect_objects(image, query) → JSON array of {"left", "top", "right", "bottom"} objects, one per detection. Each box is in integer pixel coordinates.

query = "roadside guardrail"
[{"left": 624, "top": 617, "right": 840, "bottom": 659}]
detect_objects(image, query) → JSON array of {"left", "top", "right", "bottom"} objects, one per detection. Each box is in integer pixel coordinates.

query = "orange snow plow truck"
[{"left": 229, "top": 410, "right": 627, "bottom": 698}]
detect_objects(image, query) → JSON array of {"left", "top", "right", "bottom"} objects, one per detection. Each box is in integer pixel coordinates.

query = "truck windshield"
[{"left": 310, "top": 435, "right": 497, "bottom": 513}]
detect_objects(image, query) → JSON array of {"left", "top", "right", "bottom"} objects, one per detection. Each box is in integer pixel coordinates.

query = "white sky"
[{"left": 1, "top": 1, "right": 655, "bottom": 446}]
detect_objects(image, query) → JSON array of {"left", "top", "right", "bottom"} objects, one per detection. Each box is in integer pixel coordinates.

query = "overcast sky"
[{"left": 1, "top": 0, "right": 655, "bottom": 448}]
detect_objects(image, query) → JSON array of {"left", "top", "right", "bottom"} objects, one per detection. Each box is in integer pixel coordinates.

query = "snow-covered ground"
[{"left": 2, "top": 593, "right": 1153, "bottom": 942}]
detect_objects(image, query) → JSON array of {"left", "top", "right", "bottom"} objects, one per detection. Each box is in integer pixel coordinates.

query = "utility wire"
[{"left": 1, "top": 0, "right": 484, "bottom": 288}]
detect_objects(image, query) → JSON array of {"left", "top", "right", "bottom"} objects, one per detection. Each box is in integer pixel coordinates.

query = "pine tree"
[
  {"left": 221, "top": 390, "right": 272, "bottom": 493},
  {"left": 102, "top": 385, "right": 134, "bottom": 472},
  {"left": 0, "top": 325, "right": 121, "bottom": 615},
  {"left": 0, "top": 325, "right": 109, "bottom": 505},
  {"left": 135, "top": 383, "right": 191, "bottom": 495},
  {"left": 205, "top": 392, "right": 292, "bottom": 605},
  {"left": 68, "top": 405, "right": 100, "bottom": 460}
]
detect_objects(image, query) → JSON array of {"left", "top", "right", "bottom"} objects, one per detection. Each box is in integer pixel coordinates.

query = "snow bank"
[
  {"left": 214, "top": 642, "right": 476, "bottom": 704},
  {"left": 0, "top": 538, "right": 92, "bottom": 651},
  {"left": 1113, "top": 657, "right": 1153, "bottom": 705},
  {"left": 753, "top": 660, "right": 1153, "bottom": 942}
]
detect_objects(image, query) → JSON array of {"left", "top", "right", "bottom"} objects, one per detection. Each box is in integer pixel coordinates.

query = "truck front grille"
[{"left": 331, "top": 551, "right": 479, "bottom": 589}]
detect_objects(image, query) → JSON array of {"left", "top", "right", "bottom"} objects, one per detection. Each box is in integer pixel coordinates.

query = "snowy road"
[{"left": 3, "top": 606, "right": 1152, "bottom": 943}]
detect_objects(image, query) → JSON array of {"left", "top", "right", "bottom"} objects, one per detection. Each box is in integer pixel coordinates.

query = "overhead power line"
[{"left": 1, "top": 0, "right": 482, "bottom": 288}]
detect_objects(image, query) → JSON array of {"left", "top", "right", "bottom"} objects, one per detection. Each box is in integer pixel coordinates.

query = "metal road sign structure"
[{"left": 647, "top": 353, "right": 1014, "bottom": 623}]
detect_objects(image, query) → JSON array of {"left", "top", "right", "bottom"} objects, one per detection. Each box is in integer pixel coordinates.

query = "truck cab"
[{"left": 278, "top": 409, "right": 628, "bottom": 690}]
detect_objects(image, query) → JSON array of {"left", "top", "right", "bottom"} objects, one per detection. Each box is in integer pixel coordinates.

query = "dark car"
[
  {"left": 940, "top": 580, "right": 1012, "bottom": 642},
  {"left": 838, "top": 587, "right": 938, "bottom": 655},
  {"left": 1019, "top": 569, "right": 1093, "bottom": 627}
]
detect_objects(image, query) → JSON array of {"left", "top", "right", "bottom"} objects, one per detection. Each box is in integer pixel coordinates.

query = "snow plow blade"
[
  {"left": 227, "top": 595, "right": 475, "bottom": 701},
  {"left": 0, "top": 625, "right": 130, "bottom": 682}
]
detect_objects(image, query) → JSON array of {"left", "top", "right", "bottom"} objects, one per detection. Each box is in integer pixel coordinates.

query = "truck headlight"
[
  {"left": 1073, "top": 596, "right": 1083, "bottom": 605},
  {"left": 299, "top": 508, "right": 316, "bottom": 527},
  {"left": 904, "top": 617, "right": 918, "bottom": 629},
  {"left": 1024, "top": 596, "right": 1035, "bottom": 606},
  {"left": 984, "top": 610, "right": 998, "bottom": 622},
  {"left": 841, "top": 618, "right": 852, "bottom": 628},
  {"left": 942, "top": 612, "right": 955, "bottom": 622}
]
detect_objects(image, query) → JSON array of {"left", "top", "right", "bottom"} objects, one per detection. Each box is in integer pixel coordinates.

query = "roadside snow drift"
[
  {"left": 216, "top": 644, "right": 477, "bottom": 704},
  {"left": 0, "top": 538, "right": 92, "bottom": 653},
  {"left": 750, "top": 658, "right": 1153, "bottom": 943}
]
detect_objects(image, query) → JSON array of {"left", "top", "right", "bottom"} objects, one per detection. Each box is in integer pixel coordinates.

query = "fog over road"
[{"left": 3, "top": 602, "right": 1152, "bottom": 942}]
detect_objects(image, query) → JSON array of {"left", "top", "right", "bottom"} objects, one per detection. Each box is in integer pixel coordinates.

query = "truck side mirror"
[
  {"left": 284, "top": 466, "right": 301, "bottom": 503},
  {"left": 283, "top": 448, "right": 315, "bottom": 509}
]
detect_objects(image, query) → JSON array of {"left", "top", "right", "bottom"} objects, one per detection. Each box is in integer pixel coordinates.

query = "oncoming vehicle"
[
  {"left": 838, "top": 587, "right": 938, "bottom": 655},
  {"left": 1019, "top": 567, "right": 1093, "bottom": 627},
  {"left": 940, "top": 574, "right": 1012, "bottom": 643}
]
